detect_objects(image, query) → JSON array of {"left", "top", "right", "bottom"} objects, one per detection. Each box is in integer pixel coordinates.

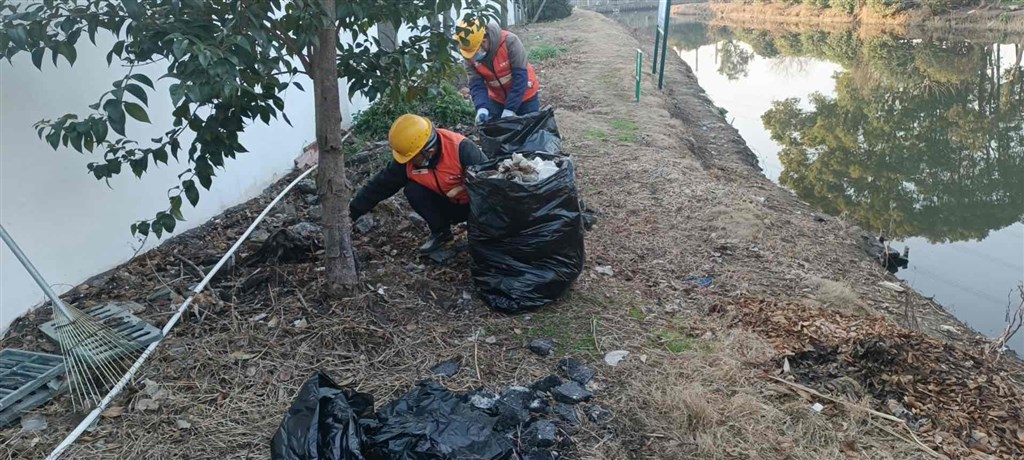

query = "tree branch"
[{"left": 266, "top": 24, "right": 311, "bottom": 72}]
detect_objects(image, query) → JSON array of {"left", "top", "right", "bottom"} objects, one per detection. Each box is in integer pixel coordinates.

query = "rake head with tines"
[{"left": 0, "top": 224, "right": 144, "bottom": 409}]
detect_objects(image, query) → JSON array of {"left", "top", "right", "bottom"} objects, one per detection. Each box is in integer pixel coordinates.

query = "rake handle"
[{"left": 0, "top": 223, "right": 74, "bottom": 318}]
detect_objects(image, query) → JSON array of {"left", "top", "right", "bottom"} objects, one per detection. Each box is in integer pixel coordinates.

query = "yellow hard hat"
[
  {"left": 455, "top": 20, "right": 486, "bottom": 59},
  {"left": 389, "top": 114, "right": 434, "bottom": 164}
]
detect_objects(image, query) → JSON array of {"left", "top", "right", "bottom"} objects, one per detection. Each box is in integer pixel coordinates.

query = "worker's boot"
[{"left": 418, "top": 230, "right": 453, "bottom": 254}]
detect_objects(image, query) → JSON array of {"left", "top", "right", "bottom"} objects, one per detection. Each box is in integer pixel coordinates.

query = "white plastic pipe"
[{"left": 46, "top": 150, "right": 335, "bottom": 459}]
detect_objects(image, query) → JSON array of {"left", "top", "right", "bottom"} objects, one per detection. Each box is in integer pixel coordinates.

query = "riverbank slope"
[
  {"left": 675, "top": 1, "right": 1024, "bottom": 33},
  {"left": 2, "top": 9, "right": 1022, "bottom": 459}
]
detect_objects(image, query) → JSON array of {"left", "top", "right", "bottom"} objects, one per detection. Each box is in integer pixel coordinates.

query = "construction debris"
[
  {"left": 273, "top": 359, "right": 606, "bottom": 459},
  {"left": 479, "top": 153, "right": 560, "bottom": 184}
]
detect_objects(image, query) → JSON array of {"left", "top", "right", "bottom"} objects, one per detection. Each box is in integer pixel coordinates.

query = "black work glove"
[{"left": 349, "top": 206, "right": 364, "bottom": 223}]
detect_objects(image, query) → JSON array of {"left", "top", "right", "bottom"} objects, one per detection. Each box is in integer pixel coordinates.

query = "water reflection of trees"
[{"left": 675, "top": 23, "right": 1024, "bottom": 243}]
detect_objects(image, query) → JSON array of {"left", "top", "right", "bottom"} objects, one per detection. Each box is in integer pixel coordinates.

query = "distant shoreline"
[{"left": 673, "top": 1, "right": 1024, "bottom": 33}]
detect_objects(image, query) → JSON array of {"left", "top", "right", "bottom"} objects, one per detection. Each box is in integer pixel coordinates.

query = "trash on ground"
[
  {"left": 558, "top": 357, "right": 595, "bottom": 384},
  {"left": 295, "top": 178, "right": 317, "bottom": 195},
  {"left": 528, "top": 338, "right": 555, "bottom": 356},
  {"left": 271, "top": 371, "right": 373, "bottom": 460},
  {"left": 878, "top": 281, "right": 905, "bottom": 292},
  {"left": 479, "top": 153, "right": 560, "bottom": 184},
  {"left": 429, "top": 359, "right": 460, "bottom": 378},
  {"left": 135, "top": 399, "right": 160, "bottom": 412},
  {"left": 593, "top": 265, "right": 614, "bottom": 276},
  {"left": 273, "top": 360, "right": 603, "bottom": 459},
  {"left": 552, "top": 403, "right": 580, "bottom": 426},
  {"left": 244, "top": 222, "right": 322, "bottom": 266},
  {"left": 0, "top": 349, "right": 66, "bottom": 429},
  {"left": 551, "top": 382, "right": 593, "bottom": 404},
  {"left": 466, "top": 153, "right": 585, "bottom": 312},
  {"left": 370, "top": 380, "right": 514, "bottom": 459},
  {"left": 19, "top": 413, "right": 46, "bottom": 433},
  {"left": 810, "top": 402, "right": 825, "bottom": 413},
  {"left": 586, "top": 405, "right": 614, "bottom": 424},
  {"left": 352, "top": 214, "right": 375, "bottom": 234},
  {"left": 684, "top": 275, "right": 714, "bottom": 288},
  {"left": 478, "top": 106, "right": 562, "bottom": 156},
  {"left": 603, "top": 350, "right": 629, "bottom": 366},
  {"left": 531, "top": 375, "right": 563, "bottom": 393}
]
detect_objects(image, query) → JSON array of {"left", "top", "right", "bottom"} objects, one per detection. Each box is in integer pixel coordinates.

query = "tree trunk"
[
  {"left": 377, "top": 20, "right": 397, "bottom": 52},
  {"left": 314, "top": 0, "right": 359, "bottom": 296}
]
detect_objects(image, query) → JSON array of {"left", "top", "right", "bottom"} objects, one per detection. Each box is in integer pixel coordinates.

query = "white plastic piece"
[{"left": 604, "top": 350, "right": 629, "bottom": 366}]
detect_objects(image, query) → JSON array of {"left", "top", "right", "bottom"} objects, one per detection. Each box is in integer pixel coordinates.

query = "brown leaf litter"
[{"left": 718, "top": 298, "right": 1024, "bottom": 458}]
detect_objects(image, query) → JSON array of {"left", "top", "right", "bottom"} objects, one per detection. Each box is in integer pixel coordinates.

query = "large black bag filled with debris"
[
  {"left": 367, "top": 381, "right": 514, "bottom": 459},
  {"left": 271, "top": 371, "right": 375, "bottom": 460},
  {"left": 466, "top": 153, "right": 585, "bottom": 312},
  {"left": 478, "top": 106, "right": 561, "bottom": 157}
]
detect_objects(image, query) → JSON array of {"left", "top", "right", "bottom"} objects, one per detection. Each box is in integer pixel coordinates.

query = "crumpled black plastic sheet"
[
  {"left": 466, "top": 153, "right": 585, "bottom": 312},
  {"left": 271, "top": 371, "right": 375, "bottom": 460},
  {"left": 272, "top": 374, "right": 515, "bottom": 460},
  {"left": 367, "top": 381, "right": 514, "bottom": 459},
  {"left": 478, "top": 107, "right": 562, "bottom": 157}
]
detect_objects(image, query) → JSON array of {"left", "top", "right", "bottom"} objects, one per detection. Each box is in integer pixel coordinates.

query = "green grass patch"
[
  {"left": 627, "top": 307, "right": 646, "bottom": 321},
  {"left": 610, "top": 118, "right": 639, "bottom": 143},
  {"left": 582, "top": 128, "right": 608, "bottom": 141},
  {"left": 524, "top": 311, "right": 599, "bottom": 358},
  {"left": 528, "top": 42, "right": 568, "bottom": 62},
  {"left": 657, "top": 330, "right": 712, "bottom": 354}
]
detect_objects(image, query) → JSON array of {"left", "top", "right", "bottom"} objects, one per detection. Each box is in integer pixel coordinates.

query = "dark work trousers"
[
  {"left": 403, "top": 181, "right": 469, "bottom": 235},
  {"left": 484, "top": 95, "right": 541, "bottom": 121}
]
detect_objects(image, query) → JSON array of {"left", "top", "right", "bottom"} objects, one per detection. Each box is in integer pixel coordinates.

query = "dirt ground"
[{"left": 3, "top": 9, "right": 1023, "bottom": 460}]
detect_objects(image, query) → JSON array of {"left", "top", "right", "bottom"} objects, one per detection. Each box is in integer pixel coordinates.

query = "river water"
[{"left": 614, "top": 11, "right": 1024, "bottom": 354}]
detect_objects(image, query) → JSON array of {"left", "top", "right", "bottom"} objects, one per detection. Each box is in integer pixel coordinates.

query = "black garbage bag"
[
  {"left": 466, "top": 153, "right": 585, "bottom": 312},
  {"left": 367, "top": 381, "right": 514, "bottom": 459},
  {"left": 478, "top": 107, "right": 561, "bottom": 157},
  {"left": 271, "top": 371, "right": 376, "bottom": 460}
]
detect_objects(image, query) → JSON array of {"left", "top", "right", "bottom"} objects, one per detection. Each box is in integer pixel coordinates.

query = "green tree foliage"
[
  {"left": 352, "top": 82, "right": 474, "bottom": 141},
  {"left": 526, "top": 0, "right": 573, "bottom": 23},
  {"left": 0, "top": 0, "right": 496, "bottom": 291},
  {"left": 758, "top": 32, "right": 1024, "bottom": 243}
]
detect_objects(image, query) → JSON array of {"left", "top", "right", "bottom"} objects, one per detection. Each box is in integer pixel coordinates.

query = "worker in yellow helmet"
[
  {"left": 349, "top": 114, "right": 488, "bottom": 253},
  {"left": 455, "top": 19, "right": 540, "bottom": 125}
]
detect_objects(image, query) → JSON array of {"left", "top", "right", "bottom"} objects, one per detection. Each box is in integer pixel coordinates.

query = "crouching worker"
[
  {"left": 456, "top": 20, "right": 540, "bottom": 124},
  {"left": 349, "top": 114, "right": 487, "bottom": 253}
]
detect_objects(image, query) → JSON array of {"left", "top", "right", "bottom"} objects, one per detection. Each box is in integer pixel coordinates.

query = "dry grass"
[
  {"left": 805, "top": 276, "right": 877, "bottom": 317},
  {"left": 708, "top": 202, "right": 767, "bottom": 242},
  {"left": 2, "top": 9, "right": 1016, "bottom": 460},
  {"left": 610, "top": 328, "right": 922, "bottom": 459}
]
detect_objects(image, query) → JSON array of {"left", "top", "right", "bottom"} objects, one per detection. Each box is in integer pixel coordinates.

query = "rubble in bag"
[
  {"left": 466, "top": 153, "right": 585, "bottom": 313},
  {"left": 478, "top": 154, "right": 560, "bottom": 184},
  {"left": 274, "top": 360, "right": 610, "bottom": 459}
]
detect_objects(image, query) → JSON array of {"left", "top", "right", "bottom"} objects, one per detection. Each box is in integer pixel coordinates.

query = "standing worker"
[
  {"left": 456, "top": 20, "right": 541, "bottom": 125},
  {"left": 349, "top": 114, "right": 488, "bottom": 254}
]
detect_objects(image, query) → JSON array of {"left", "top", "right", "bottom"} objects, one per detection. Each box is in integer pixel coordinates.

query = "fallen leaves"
[
  {"left": 229, "top": 351, "right": 258, "bottom": 361},
  {"left": 721, "top": 298, "right": 1024, "bottom": 458}
]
